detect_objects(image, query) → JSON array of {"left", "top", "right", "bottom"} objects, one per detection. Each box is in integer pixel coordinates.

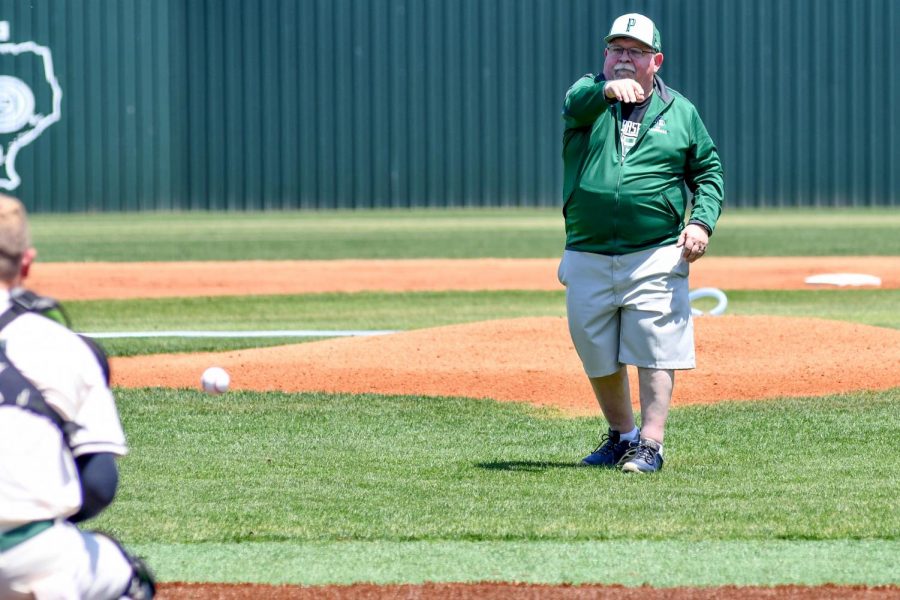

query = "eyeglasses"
[{"left": 606, "top": 46, "right": 656, "bottom": 59}]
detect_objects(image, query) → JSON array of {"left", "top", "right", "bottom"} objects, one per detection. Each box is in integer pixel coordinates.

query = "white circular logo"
[{"left": 0, "top": 76, "right": 36, "bottom": 133}]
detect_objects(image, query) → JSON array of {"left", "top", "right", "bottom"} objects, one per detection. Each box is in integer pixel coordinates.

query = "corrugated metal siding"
[
  {"left": 662, "top": 0, "right": 899, "bottom": 207},
  {"left": 0, "top": 0, "right": 897, "bottom": 211},
  {"left": 0, "top": 0, "right": 177, "bottom": 211}
]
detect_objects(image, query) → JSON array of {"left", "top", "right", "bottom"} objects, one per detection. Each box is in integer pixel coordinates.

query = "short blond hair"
[{"left": 0, "top": 194, "right": 30, "bottom": 281}]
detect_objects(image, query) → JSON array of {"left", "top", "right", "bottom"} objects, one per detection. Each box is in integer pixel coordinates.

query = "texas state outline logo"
[{"left": 0, "top": 20, "right": 62, "bottom": 190}]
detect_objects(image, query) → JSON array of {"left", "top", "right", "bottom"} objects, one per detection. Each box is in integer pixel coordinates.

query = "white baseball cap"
[{"left": 605, "top": 13, "right": 661, "bottom": 52}]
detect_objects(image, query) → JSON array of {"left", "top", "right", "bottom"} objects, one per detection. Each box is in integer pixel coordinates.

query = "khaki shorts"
[{"left": 558, "top": 245, "right": 695, "bottom": 377}]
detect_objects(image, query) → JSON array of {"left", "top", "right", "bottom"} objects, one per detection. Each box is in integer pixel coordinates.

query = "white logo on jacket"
[{"left": 621, "top": 120, "right": 640, "bottom": 155}]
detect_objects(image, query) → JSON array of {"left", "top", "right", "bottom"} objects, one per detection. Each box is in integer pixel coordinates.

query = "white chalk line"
[{"left": 83, "top": 329, "right": 400, "bottom": 339}]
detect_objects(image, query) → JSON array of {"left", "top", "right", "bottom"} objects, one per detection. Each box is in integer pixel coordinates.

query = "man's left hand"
[{"left": 677, "top": 224, "right": 709, "bottom": 263}]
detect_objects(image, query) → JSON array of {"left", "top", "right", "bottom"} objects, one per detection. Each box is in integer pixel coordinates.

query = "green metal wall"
[
  {"left": 0, "top": 0, "right": 177, "bottom": 211},
  {"left": 1, "top": 0, "right": 897, "bottom": 211}
]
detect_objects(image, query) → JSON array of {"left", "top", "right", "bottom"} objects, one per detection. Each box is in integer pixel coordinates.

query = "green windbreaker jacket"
[{"left": 562, "top": 74, "right": 724, "bottom": 255}]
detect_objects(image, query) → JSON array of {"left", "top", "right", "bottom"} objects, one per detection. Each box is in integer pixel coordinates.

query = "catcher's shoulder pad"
[
  {"left": 0, "top": 347, "right": 79, "bottom": 443},
  {"left": 9, "top": 287, "right": 71, "bottom": 327},
  {"left": 4, "top": 287, "right": 109, "bottom": 385}
]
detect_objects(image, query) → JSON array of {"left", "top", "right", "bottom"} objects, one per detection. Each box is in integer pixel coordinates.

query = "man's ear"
[{"left": 20, "top": 247, "right": 36, "bottom": 280}]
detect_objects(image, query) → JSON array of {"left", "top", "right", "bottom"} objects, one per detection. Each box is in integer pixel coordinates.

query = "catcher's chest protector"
[
  {"left": 0, "top": 346, "right": 77, "bottom": 443},
  {"left": 0, "top": 288, "right": 110, "bottom": 383},
  {"left": 0, "top": 303, "right": 80, "bottom": 443}
]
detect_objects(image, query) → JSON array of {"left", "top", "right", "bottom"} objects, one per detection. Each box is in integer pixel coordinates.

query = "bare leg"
[
  {"left": 588, "top": 365, "right": 635, "bottom": 433},
  {"left": 637, "top": 368, "right": 674, "bottom": 443}
]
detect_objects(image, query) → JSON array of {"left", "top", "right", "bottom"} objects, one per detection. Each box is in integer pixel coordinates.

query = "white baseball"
[{"left": 200, "top": 366, "right": 230, "bottom": 394}]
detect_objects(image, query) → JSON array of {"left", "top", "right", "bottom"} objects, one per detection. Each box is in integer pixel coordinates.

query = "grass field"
[
  {"left": 29, "top": 207, "right": 900, "bottom": 261},
  {"left": 40, "top": 208, "right": 898, "bottom": 587},
  {"left": 110, "top": 389, "right": 898, "bottom": 586}
]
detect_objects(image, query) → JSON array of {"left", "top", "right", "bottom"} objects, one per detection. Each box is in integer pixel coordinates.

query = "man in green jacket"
[{"left": 560, "top": 13, "right": 724, "bottom": 473}]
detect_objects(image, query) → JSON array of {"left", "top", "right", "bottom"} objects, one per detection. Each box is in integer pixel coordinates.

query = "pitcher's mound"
[{"left": 111, "top": 316, "right": 900, "bottom": 413}]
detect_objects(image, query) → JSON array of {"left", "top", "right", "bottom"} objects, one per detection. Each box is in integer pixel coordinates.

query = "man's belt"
[{"left": 0, "top": 519, "right": 54, "bottom": 552}]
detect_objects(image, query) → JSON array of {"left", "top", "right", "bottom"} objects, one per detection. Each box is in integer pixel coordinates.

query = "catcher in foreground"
[{"left": 0, "top": 194, "right": 155, "bottom": 599}]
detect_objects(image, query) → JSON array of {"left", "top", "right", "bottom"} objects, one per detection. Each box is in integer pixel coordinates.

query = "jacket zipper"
[
  {"left": 613, "top": 105, "right": 623, "bottom": 249},
  {"left": 613, "top": 97, "right": 673, "bottom": 251}
]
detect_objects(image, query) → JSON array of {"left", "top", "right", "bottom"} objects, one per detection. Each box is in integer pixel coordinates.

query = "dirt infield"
[
  {"left": 41, "top": 258, "right": 898, "bottom": 598},
  {"left": 110, "top": 315, "right": 900, "bottom": 413},
  {"left": 75, "top": 256, "right": 893, "bottom": 410}
]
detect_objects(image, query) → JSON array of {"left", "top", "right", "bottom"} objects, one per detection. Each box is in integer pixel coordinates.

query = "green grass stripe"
[
  {"left": 29, "top": 209, "right": 566, "bottom": 261},
  {"left": 103, "top": 389, "right": 899, "bottom": 547},
  {"left": 28, "top": 208, "right": 900, "bottom": 260},
  {"left": 69, "top": 289, "right": 899, "bottom": 333},
  {"left": 716, "top": 209, "right": 900, "bottom": 227},
  {"left": 697, "top": 289, "right": 900, "bottom": 329},
  {"left": 132, "top": 540, "right": 900, "bottom": 586}
]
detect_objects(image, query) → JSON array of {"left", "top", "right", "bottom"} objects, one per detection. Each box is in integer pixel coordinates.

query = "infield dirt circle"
[{"left": 30, "top": 257, "right": 899, "bottom": 599}]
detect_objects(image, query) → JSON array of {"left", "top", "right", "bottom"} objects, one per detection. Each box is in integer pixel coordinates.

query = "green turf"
[
  {"left": 66, "top": 291, "right": 567, "bottom": 332},
  {"left": 131, "top": 540, "right": 900, "bottom": 586},
  {"left": 68, "top": 289, "right": 899, "bottom": 356},
  {"left": 69, "top": 290, "right": 568, "bottom": 356},
  {"left": 97, "top": 387, "right": 898, "bottom": 585},
  {"left": 95, "top": 336, "right": 325, "bottom": 357},
  {"left": 102, "top": 388, "right": 900, "bottom": 543},
  {"left": 30, "top": 209, "right": 566, "bottom": 261},
  {"left": 28, "top": 207, "right": 900, "bottom": 260},
  {"left": 715, "top": 289, "right": 900, "bottom": 329},
  {"left": 711, "top": 209, "right": 900, "bottom": 256}
]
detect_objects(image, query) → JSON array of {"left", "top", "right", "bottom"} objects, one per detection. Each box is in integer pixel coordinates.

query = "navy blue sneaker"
[
  {"left": 621, "top": 438, "right": 664, "bottom": 473},
  {"left": 580, "top": 429, "right": 639, "bottom": 467}
]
